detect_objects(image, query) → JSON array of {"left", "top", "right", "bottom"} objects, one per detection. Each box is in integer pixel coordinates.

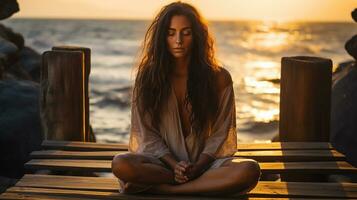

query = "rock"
[
  {"left": 0, "top": 79, "right": 43, "bottom": 178},
  {"left": 16, "top": 46, "right": 41, "bottom": 82},
  {"left": 345, "top": 35, "right": 357, "bottom": 60},
  {"left": 0, "top": 59, "right": 4, "bottom": 79},
  {"left": 332, "top": 61, "right": 355, "bottom": 88},
  {"left": 0, "top": 37, "right": 19, "bottom": 69},
  {"left": 0, "top": 24, "right": 24, "bottom": 50},
  {"left": 352, "top": 8, "right": 357, "bottom": 22},
  {"left": 331, "top": 63, "right": 357, "bottom": 167},
  {"left": 6, "top": 62, "right": 32, "bottom": 81},
  {"left": 0, "top": 0, "right": 19, "bottom": 20},
  {"left": 0, "top": 176, "right": 17, "bottom": 193},
  {"left": 334, "top": 60, "right": 354, "bottom": 74}
]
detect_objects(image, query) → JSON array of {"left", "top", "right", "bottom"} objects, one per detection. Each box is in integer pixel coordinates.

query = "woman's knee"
[
  {"left": 231, "top": 160, "right": 261, "bottom": 189},
  {"left": 111, "top": 153, "right": 139, "bottom": 182}
]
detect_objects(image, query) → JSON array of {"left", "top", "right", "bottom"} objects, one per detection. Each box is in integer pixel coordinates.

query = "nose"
[{"left": 175, "top": 33, "right": 182, "bottom": 45}]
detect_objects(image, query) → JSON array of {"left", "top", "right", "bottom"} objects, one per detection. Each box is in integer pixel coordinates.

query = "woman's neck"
[{"left": 173, "top": 57, "right": 190, "bottom": 77}]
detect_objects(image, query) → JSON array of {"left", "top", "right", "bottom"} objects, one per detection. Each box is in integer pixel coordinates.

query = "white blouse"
[{"left": 128, "top": 83, "right": 237, "bottom": 163}]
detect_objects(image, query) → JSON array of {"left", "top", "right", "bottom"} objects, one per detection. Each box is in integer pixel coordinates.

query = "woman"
[{"left": 112, "top": 2, "right": 260, "bottom": 195}]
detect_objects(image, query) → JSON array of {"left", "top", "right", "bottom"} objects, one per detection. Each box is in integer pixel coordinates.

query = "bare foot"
[{"left": 119, "top": 181, "right": 152, "bottom": 194}]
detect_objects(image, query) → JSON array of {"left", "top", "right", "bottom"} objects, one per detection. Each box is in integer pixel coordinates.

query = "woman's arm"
[
  {"left": 160, "top": 153, "right": 178, "bottom": 169},
  {"left": 201, "top": 68, "right": 237, "bottom": 158}
]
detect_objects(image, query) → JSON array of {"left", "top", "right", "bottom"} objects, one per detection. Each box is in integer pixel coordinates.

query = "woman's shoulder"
[{"left": 214, "top": 66, "right": 233, "bottom": 92}]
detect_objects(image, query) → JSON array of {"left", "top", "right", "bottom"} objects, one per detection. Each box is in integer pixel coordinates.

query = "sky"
[{"left": 13, "top": 0, "right": 357, "bottom": 22}]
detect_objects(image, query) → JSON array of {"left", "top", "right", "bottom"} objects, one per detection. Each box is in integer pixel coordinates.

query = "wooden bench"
[{"left": 1, "top": 140, "right": 357, "bottom": 199}]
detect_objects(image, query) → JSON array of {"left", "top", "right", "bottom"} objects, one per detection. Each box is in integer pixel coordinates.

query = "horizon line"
[{"left": 9, "top": 16, "right": 353, "bottom": 23}]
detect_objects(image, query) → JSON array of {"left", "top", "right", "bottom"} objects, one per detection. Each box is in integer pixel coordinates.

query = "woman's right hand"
[{"left": 174, "top": 161, "right": 192, "bottom": 184}]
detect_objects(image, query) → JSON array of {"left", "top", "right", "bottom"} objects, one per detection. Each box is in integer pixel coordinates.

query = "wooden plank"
[
  {"left": 259, "top": 161, "right": 357, "bottom": 174},
  {"left": 1, "top": 192, "right": 347, "bottom": 200},
  {"left": 251, "top": 181, "right": 357, "bottom": 198},
  {"left": 25, "top": 159, "right": 357, "bottom": 174},
  {"left": 42, "top": 140, "right": 334, "bottom": 151},
  {"left": 25, "top": 159, "right": 110, "bottom": 172},
  {"left": 0, "top": 192, "right": 306, "bottom": 200},
  {"left": 42, "top": 140, "right": 127, "bottom": 151},
  {"left": 3, "top": 187, "right": 243, "bottom": 200},
  {"left": 11, "top": 175, "right": 357, "bottom": 199},
  {"left": 238, "top": 142, "right": 334, "bottom": 151},
  {"left": 237, "top": 149, "right": 344, "bottom": 161},
  {"left": 30, "top": 149, "right": 345, "bottom": 162},
  {"left": 5, "top": 187, "right": 120, "bottom": 199},
  {"left": 16, "top": 174, "right": 118, "bottom": 192},
  {"left": 0, "top": 192, "right": 95, "bottom": 200}
]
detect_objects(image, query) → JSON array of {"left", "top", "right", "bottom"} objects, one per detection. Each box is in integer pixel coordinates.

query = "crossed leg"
[{"left": 112, "top": 153, "right": 261, "bottom": 195}]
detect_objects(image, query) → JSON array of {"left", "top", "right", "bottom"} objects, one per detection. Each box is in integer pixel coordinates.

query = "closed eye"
[
  {"left": 167, "top": 29, "right": 175, "bottom": 36},
  {"left": 182, "top": 29, "right": 192, "bottom": 36}
]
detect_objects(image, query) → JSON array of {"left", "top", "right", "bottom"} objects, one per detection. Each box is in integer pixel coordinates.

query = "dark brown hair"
[{"left": 134, "top": 1, "right": 219, "bottom": 134}]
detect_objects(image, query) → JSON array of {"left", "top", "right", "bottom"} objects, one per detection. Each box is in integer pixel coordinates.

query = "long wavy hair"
[{"left": 134, "top": 2, "right": 219, "bottom": 135}]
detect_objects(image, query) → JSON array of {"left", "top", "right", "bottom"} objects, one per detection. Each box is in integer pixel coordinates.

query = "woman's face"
[{"left": 166, "top": 15, "right": 193, "bottom": 60}]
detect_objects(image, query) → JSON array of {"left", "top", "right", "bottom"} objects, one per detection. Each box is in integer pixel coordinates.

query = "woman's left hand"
[{"left": 184, "top": 164, "right": 203, "bottom": 180}]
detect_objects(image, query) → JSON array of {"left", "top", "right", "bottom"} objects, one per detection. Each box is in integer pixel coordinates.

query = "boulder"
[
  {"left": 331, "top": 62, "right": 357, "bottom": 167},
  {"left": 345, "top": 35, "right": 357, "bottom": 60},
  {"left": 0, "top": 79, "right": 43, "bottom": 178},
  {"left": 0, "top": 0, "right": 19, "bottom": 20},
  {"left": 16, "top": 47, "right": 41, "bottom": 82},
  {"left": 0, "top": 36, "right": 18, "bottom": 68},
  {"left": 0, "top": 24, "right": 24, "bottom": 50},
  {"left": 352, "top": 8, "right": 357, "bottom": 23}
]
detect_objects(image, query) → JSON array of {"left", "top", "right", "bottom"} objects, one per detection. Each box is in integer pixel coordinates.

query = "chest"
[{"left": 172, "top": 80, "right": 192, "bottom": 137}]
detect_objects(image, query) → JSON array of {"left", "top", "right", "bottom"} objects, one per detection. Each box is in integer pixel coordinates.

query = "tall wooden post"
[
  {"left": 279, "top": 56, "right": 332, "bottom": 142},
  {"left": 53, "top": 46, "right": 91, "bottom": 142},
  {"left": 279, "top": 56, "right": 332, "bottom": 182},
  {"left": 40, "top": 46, "right": 91, "bottom": 141}
]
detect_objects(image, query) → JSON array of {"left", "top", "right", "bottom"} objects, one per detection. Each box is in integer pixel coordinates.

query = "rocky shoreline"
[
  {"left": 0, "top": 0, "right": 43, "bottom": 180},
  {"left": 330, "top": 9, "right": 357, "bottom": 167}
]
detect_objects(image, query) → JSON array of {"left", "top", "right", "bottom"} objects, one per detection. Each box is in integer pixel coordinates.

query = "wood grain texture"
[
  {"left": 52, "top": 46, "right": 91, "bottom": 142},
  {"left": 41, "top": 50, "right": 86, "bottom": 141},
  {"left": 41, "top": 140, "right": 334, "bottom": 151},
  {"left": 30, "top": 149, "right": 345, "bottom": 162},
  {"left": 280, "top": 56, "right": 332, "bottom": 142},
  {"left": 25, "top": 159, "right": 356, "bottom": 174},
  {"left": 11, "top": 175, "right": 357, "bottom": 198}
]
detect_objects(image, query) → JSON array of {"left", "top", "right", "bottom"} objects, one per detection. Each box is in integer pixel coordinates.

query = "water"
[{"left": 3, "top": 18, "right": 356, "bottom": 143}]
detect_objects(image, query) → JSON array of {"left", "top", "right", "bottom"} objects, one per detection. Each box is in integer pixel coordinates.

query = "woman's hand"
[
  {"left": 174, "top": 161, "right": 192, "bottom": 184},
  {"left": 184, "top": 164, "right": 202, "bottom": 180}
]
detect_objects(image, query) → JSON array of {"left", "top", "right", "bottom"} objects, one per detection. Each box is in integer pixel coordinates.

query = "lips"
[{"left": 173, "top": 48, "right": 184, "bottom": 52}]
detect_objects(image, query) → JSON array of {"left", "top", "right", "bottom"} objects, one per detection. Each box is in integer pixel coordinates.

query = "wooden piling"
[
  {"left": 52, "top": 46, "right": 91, "bottom": 142},
  {"left": 279, "top": 56, "right": 332, "bottom": 142},
  {"left": 279, "top": 56, "right": 332, "bottom": 182},
  {"left": 40, "top": 47, "right": 90, "bottom": 142}
]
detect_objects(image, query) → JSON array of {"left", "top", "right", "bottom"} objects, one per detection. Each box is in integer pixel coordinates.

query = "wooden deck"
[{"left": 1, "top": 140, "right": 357, "bottom": 199}]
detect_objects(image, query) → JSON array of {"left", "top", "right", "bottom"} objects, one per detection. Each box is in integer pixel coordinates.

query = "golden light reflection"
[
  {"left": 239, "top": 105, "right": 279, "bottom": 123},
  {"left": 258, "top": 32, "right": 289, "bottom": 49},
  {"left": 240, "top": 21, "right": 302, "bottom": 53},
  {"left": 243, "top": 77, "right": 280, "bottom": 94},
  {"left": 244, "top": 60, "right": 277, "bottom": 69}
]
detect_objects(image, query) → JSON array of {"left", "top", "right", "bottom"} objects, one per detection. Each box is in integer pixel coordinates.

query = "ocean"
[{"left": 3, "top": 18, "right": 356, "bottom": 143}]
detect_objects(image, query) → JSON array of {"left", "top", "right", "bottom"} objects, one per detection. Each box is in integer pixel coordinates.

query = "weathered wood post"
[
  {"left": 279, "top": 56, "right": 332, "bottom": 181},
  {"left": 40, "top": 46, "right": 91, "bottom": 141},
  {"left": 279, "top": 56, "right": 332, "bottom": 142}
]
